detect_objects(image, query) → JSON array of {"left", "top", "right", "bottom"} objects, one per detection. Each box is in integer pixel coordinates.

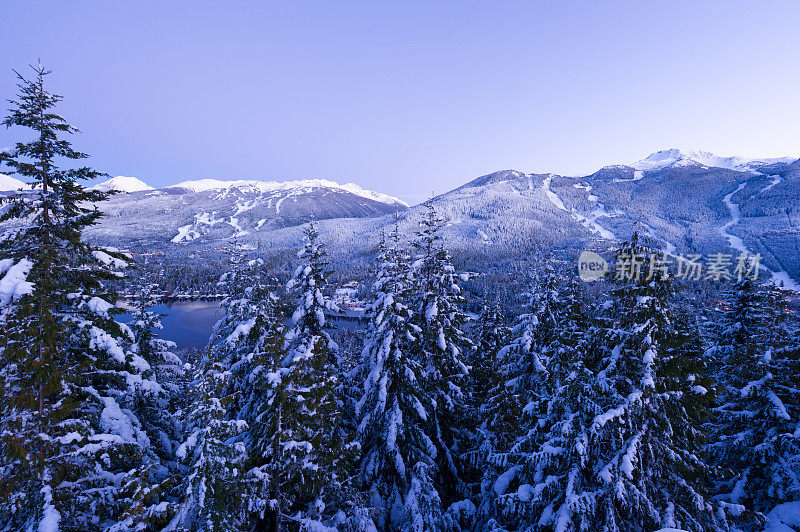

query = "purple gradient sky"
[{"left": 2, "top": 1, "right": 799, "bottom": 204}]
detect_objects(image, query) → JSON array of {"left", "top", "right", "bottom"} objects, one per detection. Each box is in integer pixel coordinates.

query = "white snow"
[
  {"left": 38, "top": 484, "right": 61, "bottom": 532},
  {"left": 58, "top": 432, "right": 84, "bottom": 445},
  {"left": 718, "top": 184, "right": 748, "bottom": 255},
  {"left": 0, "top": 259, "right": 34, "bottom": 307},
  {"left": 91, "top": 176, "right": 154, "bottom": 193},
  {"left": 568, "top": 183, "right": 618, "bottom": 240},
  {"left": 339, "top": 182, "right": 409, "bottom": 206},
  {"left": 612, "top": 170, "right": 644, "bottom": 183},
  {"left": 620, "top": 433, "right": 641, "bottom": 480},
  {"left": 571, "top": 202, "right": 618, "bottom": 240},
  {"left": 99, "top": 396, "right": 136, "bottom": 443},
  {"left": 93, "top": 249, "right": 128, "bottom": 269},
  {"left": 227, "top": 216, "right": 249, "bottom": 237},
  {"left": 86, "top": 296, "right": 115, "bottom": 318},
  {"left": 226, "top": 317, "right": 255, "bottom": 346},
  {"left": 171, "top": 224, "right": 200, "bottom": 243},
  {"left": 88, "top": 326, "right": 126, "bottom": 363},
  {"left": 195, "top": 212, "right": 224, "bottom": 226},
  {"left": 760, "top": 175, "right": 782, "bottom": 194},
  {"left": 176, "top": 430, "right": 198, "bottom": 460},
  {"left": 493, "top": 465, "right": 521, "bottom": 495},
  {"left": 766, "top": 501, "right": 800, "bottom": 531},
  {"left": 542, "top": 176, "right": 567, "bottom": 211},
  {"left": 631, "top": 148, "right": 796, "bottom": 173},
  {"left": 0, "top": 173, "right": 28, "bottom": 191},
  {"left": 638, "top": 220, "right": 677, "bottom": 255},
  {"left": 769, "top": 270, "right": 800, "bottom": 292}
]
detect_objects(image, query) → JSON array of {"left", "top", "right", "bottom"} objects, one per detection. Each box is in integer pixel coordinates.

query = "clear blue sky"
[{"left": 2, "top": 1, "right": 798, "bottom": 203}]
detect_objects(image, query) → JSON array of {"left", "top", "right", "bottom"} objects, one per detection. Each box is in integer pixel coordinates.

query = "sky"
[{"left": 1, "top": 1, "right": 799, "bottom": 204}]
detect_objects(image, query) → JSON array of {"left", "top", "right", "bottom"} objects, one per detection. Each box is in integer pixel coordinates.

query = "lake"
[
  {"left": 119, "top": 300, "right": 224, "bottom": 349},
  {"left": 118, "top": 300, "right": 366, "bottom": 350}
]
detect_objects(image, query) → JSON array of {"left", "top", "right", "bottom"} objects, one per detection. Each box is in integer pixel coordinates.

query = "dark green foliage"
[{"left": 0, "top": 64, "right": 163, "bottom": 531}]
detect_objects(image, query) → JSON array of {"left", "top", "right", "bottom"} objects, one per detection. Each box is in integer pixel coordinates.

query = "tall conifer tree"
[
  {"left": 409, "top": 205, "right": 472, "bottom": 517},
  {"left": 0, "top": 64, "right": 163, "bottom": 530}
]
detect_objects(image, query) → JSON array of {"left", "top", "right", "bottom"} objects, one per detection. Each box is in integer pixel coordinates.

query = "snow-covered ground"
[{"left": 541, "top": 176, "right": 567, "bottom": 211}]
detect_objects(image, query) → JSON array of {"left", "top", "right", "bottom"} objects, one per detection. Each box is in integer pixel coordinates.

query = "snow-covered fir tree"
[
  {"left": 356, "top": 221, "right": 456, "bottom": 530},
  {"left": 501, "top": 262, "right": 569, "bottom": 398},
  {"left": 209, "top": 253, "right": 299, "bottom": 529},
  {"left": 0, "top": 64, "right": 166, "bottom": 531},
  {"left": 112, "top": 282, "right": 185, "bottom": 531},
  {"left": 251, "top": 222, "right": 357, "bottom": 528},
  {"left": 547, "top": 234, "right": 725, "bottom": 531},
  {"left": 462, "top": 300, "right": 521, "bottom": 530},
  {"left": 169, "top": 348, "right": 248, "bottom": 531},
  {"left": 210, "top": 254, "right": 284, "bottom": 426},
  {"left": 482, "top": 265, "right": 589, "bottom": 530},
  {"left": 408, "top": 204, "right": 473, "bottom": 521},
  {"left": 708, "top": 279, "right": 800, "bottom": 520},
  {"left": 470, "top": 302, "right": 511, "bottom": 409},
  {"left": 125, "top": 282, "right": 184, "bottom": 456},
  {"left": 490, "top": 236, "right": 728, "bottom": 531}
]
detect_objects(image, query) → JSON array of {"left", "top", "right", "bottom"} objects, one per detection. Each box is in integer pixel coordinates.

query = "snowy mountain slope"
[
  {"left": 538, "top": 154, "right": 800, "bottom": 287},
  {"left": 83, "top": 150, "right": 800, "bottom": 287},
  {"left": 409, "top": 152, "right": 799, "bottom": 285},
  {"left": 0, "top": 173, "right": 28, "bottom": 191},
  {"left": 87, "top": 178, "right": 407, "bottom": 246},
  {"left": 91, "top": 176, "right": 155, "bottom": 193}
]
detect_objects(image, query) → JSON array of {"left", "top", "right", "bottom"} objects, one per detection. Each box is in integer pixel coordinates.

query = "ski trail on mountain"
[
  {"left": 718, "top": 183, "right": 800, "bottom": 290},
  {"left": 542, "top": 176, "right": 617, "bottom": 240},
  {"left": 718, "top": 184, "right": 747, "bottom": 254},
  {"left": 541, "top": 176, "right": 567, "bottom": 211},
  {"left": 638, "top": 220, "right": 677, "bottom": 255},
  {"left": 759, "top": 175, "right": 782, "bottom": 194}
]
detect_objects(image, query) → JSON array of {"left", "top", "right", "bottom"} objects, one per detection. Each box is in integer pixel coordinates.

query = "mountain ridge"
[{"left": 75, "top": 149, "right": 800, "bottom": 289}]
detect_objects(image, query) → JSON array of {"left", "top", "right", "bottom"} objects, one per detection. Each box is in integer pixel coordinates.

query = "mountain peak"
[
  {"left": 92, "top": 176, "right": 154, "bottom": 193},
  {"left": 631, "top": 149, "right": 796, "bottom": 172}
]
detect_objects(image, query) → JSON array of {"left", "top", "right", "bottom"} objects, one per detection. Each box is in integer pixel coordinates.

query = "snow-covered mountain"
[
  {"left": 0, "top": 173, "right": 28, "bottom": 191},
  {"left": 630, "top": 148, "right": 796, "bottom": 173},
  {"left": 166, "top": 178, "right": 407, "bottom": 206},
  {"left": 423, "top": 151, "right": 800, "bottom": 289},
  {"left": 84, "top": 150, "right": 800, "bottom": 288},
  {"left": 91, "top": 176, "right": 154, "bottom": 193},
  {"left": 88, "top": 177, "right": 407, "bottom": 246}
]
